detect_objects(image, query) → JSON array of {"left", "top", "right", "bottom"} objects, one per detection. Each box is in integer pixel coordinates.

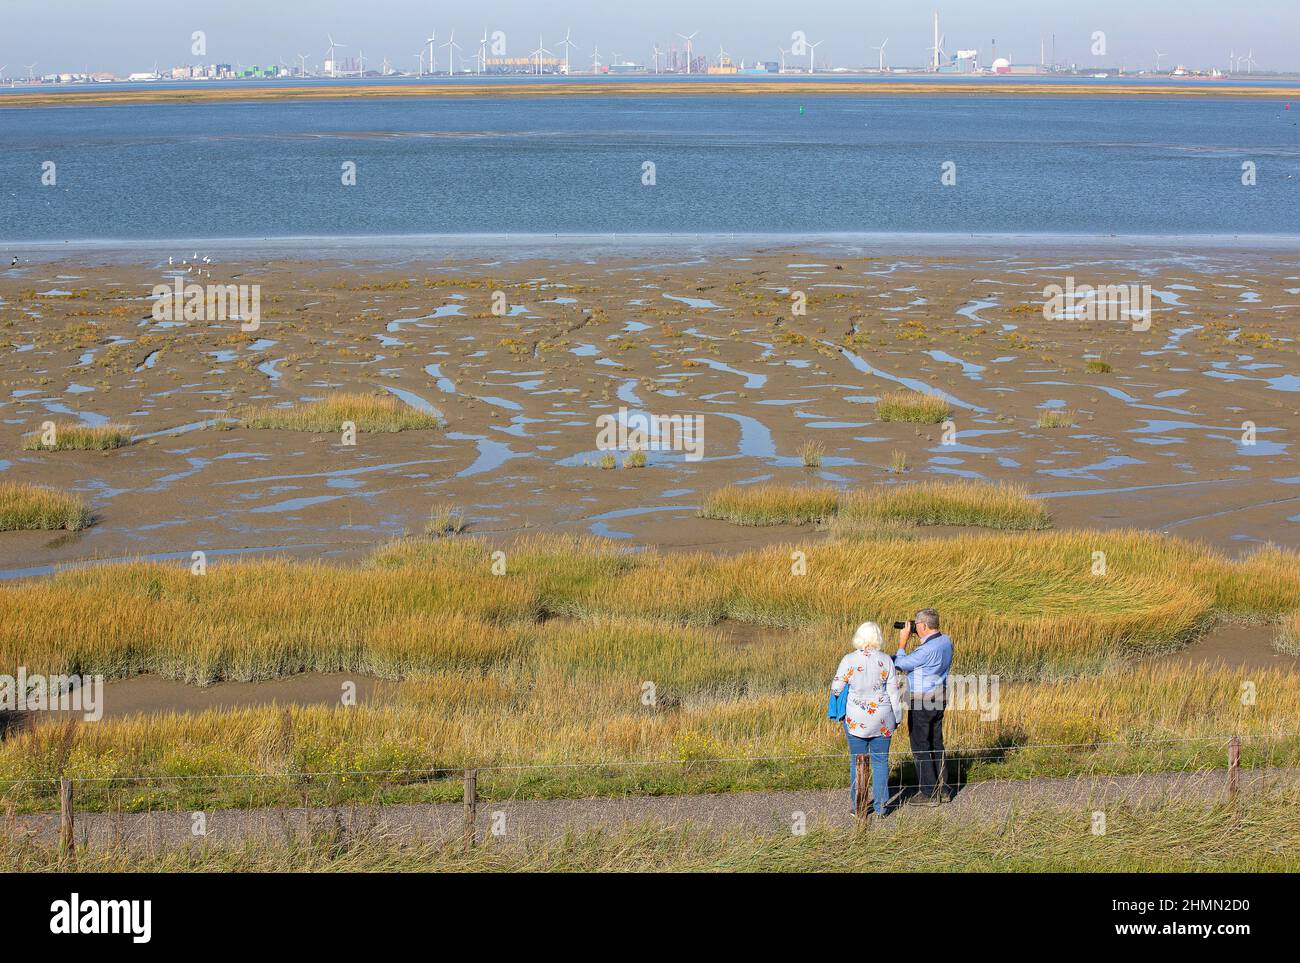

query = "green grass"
[
  {"left": 235, "top": 392, "right": 442, "bottom": 432},
  {"left": 1084, "top": 360, "right": 1113, "bottom": 374},
  {"left": 876, "top": 391, "right": 952, "bottom": 424},
  {"left": 6, "top": 794, "right": 1296, "bottom": 872},
  {"left": 0, "top": 482, "right": 93, "bottom": 531},
  {"left": 21, "top": 422, "right": 133, "bottom": 451}
]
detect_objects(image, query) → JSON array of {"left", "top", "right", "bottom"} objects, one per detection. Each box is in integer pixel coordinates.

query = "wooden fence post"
[
  {"left": 463, "top": 769, "right": 478, "bottom": 850},
  {"left": 854, "top": 755, "right": 870, "bottom": 828},
  {"left": 59, "top": 779, "right": 74, "bottom": 855},
  {"left": 1227, "top": 735, "right": 1240, "bottom": 802}
]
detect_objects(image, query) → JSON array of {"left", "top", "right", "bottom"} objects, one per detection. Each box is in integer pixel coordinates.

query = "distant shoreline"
[
  {"left": 7, "top": 232, "right": 1300, "bottom": 267},
  {"left": 3, "top": 79, "right": 1298, "bottom": 108}
]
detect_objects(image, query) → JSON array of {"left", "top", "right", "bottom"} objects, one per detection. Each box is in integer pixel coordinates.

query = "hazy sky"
[{"left": 3, "top": 0, "right": 1293, "bottom": 75}]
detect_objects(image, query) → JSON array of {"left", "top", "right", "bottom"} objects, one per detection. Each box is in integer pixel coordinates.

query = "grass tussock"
[
  {"left": 1084, "top": 360, "right": 1113, "bottom": 374},
  {"left": 21, "top": 423, "right": 133, "bottom": 451},
  {"left": 700, "top": 481, "right": 1050, "bottom": 531},
  {"left": 235, "top": 392, "right": 442, "bottom": 432},
  {"left": 876, "top": 391, "right": 952, "bottom": 424},
  {"left": 1037, "top": 409, "right": 1076, "bottom": 429},
  {"left": 0, "top": 482, "right": 93, "bottom": 532},
  {"left": 700, "top": 484, "right": 838, "bottom": 526},
  {"left": 1278, "top": 612, "right": 1300, "bottom": 655},
  {"left": 425, "top": 506, "right": 466, "bottom": 537},
  {"left": 837, "top": 481, "right": 1052, "bottom": 531}
]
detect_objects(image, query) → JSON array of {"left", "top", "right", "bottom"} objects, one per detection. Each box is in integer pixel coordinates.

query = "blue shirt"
[{"left": 895, "top": 632, "right": 953, "bottom": 698}]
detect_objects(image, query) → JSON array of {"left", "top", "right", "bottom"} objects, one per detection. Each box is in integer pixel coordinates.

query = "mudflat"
[{"left": 2, "top": 246, "right": 1298, "bottom": 577}]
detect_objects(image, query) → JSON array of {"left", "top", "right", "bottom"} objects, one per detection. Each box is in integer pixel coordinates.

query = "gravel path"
[{"left": 11, "top": 768, "right": 1296, "bottom": 850}]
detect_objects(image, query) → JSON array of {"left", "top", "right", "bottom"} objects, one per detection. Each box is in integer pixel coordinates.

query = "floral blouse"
[{"left": 831, "top": 650, "right": 902, "bottom": 738}]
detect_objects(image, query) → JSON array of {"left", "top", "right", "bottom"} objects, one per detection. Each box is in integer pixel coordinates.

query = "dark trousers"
[{"left": 906, "top": 701, "right": 947, "bottom": 798}]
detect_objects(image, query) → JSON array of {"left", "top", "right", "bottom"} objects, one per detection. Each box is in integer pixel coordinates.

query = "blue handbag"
[{"left": 827, "top": 685, "right": 849, "bottom": 721}]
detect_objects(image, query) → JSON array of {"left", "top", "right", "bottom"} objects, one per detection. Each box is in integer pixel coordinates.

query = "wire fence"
[{"left": 1, "top": 733, "right": 1297, "bottom": 854}]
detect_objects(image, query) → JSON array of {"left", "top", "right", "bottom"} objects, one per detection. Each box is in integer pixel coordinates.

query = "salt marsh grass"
[
  {"left": 1, "top": 531, "right": 1296, "bottom": 809},
  {"left": 235, "top": 392, "right": 442, "bottom": 432},
  {"left": 876, "top": 391, "right": 952, "bottom": 424},
  {"left": 699, "top": 484, "right": 838, "bottom": 526},
  {"left": 838, "top": 481, "right": 1051, "bottom": 531},
  {"left": 0, "top": 482, "right": 92, "bottom": 531},
  {"left": 1037, "top": 409, "right": 1076, "bottom": 429},
  {"left": 1278, "top": 612, "right": 1300, "bottom": 655},
  {"left": 21, "top": 422, "right": 133, "bottom": 451}
]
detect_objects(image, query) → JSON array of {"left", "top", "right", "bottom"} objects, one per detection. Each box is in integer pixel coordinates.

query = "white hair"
[{"left": 851, "top": 621, "right": 884, "bottom": 652}]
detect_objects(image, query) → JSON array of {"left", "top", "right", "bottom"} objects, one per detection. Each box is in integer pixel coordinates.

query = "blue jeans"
[{"left": 845, "top": 724, "right": 891, "bottom": 815}]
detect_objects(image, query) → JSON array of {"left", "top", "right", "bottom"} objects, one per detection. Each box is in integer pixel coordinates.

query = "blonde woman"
[{"left": 830, "top": 621, "right": 902, "bottom": 818}]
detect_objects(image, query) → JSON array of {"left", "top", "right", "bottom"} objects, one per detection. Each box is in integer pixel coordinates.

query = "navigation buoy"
[{"left": 799, "top": 104, "right": 804, "bottom": 115}]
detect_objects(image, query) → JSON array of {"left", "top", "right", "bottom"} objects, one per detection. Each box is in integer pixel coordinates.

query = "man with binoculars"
[{"left": 894, "top": 608, "right": 954, "bottom": 805}]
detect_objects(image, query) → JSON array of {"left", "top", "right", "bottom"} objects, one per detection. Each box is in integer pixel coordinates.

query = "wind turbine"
[
  {"left": 531, "top": 35, "right": 553, "bottom": 76},
  {"left": 425, "top": 30, "right": 437, "bottom": 77},
  {"left": 557, "top": 28, "right": 578, "bottom": 74},
  {"left": 652, "top": 44, "right": 661, "bottom": 74},
  {"left": 25, "top": 63, "right": 36, "bottom": 81},
  {"left": 1244, "top": 49, "right": 1256, "bottom": 73},
  {"left": 778, "top": 47, "right": 787, "bottom": 74},
  {"left": 591, "top": 45, "right": 602, "bottom": 73},
  {"left": 872, "top": 39, "right": 889, "bottom": 72},
  {"left": 357, "top": 49, "right": 365, "bottom": 76},
  {"left": 676, "top": 31, "right": 698, "bottom": 74},
  {"left": 807, "top": 39, "right": 823, "bottom": 74},
  {"left": 1153, "top": 49, "right": 1167, "bottom": 72},
  {"left": 927, "top": 35, "right": 946, "bottom": 71},
  {"left": 297, "top": 53, "right": 309, "bottom": 77},
  {"left": 414, "top": 50, "right": 425, "bottom": 75},
  {"left": 1229, "top": 48, "right": 1234, "bottom": 74},
  {"left": 326, "top": 35, "right": 346, "bottom": 77},
  {"left": 477, "top": 30, "right": 488, "bottom": 75},
  {"left": 442, "top": 30, "right": 460, "bottom": 75}
]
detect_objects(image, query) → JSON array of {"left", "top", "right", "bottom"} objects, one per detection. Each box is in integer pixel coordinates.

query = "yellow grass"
[
  {"left": 1037, "top": 409, "right": 1076, "bottom": 429},
  {"left": 21, "top": 422, "right": 133, "bottom": 451},
  {"left": 234, "top": 392, "right": 441, "bottom": 432},
  {"left": 699, "top": 484, "right": 838, "bottom": 526},
  {"left": 0, "top": 482, "right": 93, "bottom": 532},
  {"left": 876, "top": 391, "right": 952, "bottom": 424},
  {"left": 1279, "top": 612, "right": 1300, "bottom": 655}
]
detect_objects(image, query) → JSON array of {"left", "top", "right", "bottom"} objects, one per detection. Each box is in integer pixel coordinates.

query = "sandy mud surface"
[{"left": 2, "top": 246, "right": 1298, "bottom": 580}]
